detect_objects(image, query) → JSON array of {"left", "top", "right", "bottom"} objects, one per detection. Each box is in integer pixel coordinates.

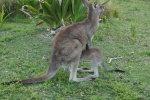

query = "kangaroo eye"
[{"left": 94, "top": 2, "right": 97, "bottom": 8}]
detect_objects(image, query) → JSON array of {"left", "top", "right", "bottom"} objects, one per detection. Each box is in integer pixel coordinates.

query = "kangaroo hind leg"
[{"left": 69, "top": 63, "right": 95, "bottom": 82}]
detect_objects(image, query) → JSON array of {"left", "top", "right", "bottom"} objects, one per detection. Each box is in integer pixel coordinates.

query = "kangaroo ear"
[{"left": 81, "top": 0, "right": 90, "bottom": 7}]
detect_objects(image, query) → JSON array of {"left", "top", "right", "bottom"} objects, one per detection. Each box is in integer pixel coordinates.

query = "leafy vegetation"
[
  {"left": 0, "top": 0, "right": 17, "bottom": 16},
  {"left": 0, "top": 0, "right": 150, "bottom": 100},
  {"left": 22, "top": 0, "right": 87, "bottom": 28},
  {"left": 0, "top": 0, "right": 118, "bottom": 28},
  {"left": 0, "top": 5, "right": 10, "bottom": 27},
  {"left": 0, "top": 0, "right": 39, "bottom": 16}
]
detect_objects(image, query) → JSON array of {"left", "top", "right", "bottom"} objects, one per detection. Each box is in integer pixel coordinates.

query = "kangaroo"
[
  {"left": 2, "top": 0, "right": 104, "bottom": 85},
  {"left": 76, "top": 44, "right": 125, "bottom": 78}
]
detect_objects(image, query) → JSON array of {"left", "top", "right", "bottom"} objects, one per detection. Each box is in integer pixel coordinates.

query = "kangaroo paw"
[
  {"left": 82, "top": 68, "right": 89, "bottom": 70},
  {"left": 90, "top": 77, "right": 96, "bottom": 81}
]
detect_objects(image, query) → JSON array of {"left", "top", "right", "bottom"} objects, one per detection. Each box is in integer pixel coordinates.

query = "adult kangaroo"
[{"left": 2, "top": 0, "right": 104, "bottom": 85}]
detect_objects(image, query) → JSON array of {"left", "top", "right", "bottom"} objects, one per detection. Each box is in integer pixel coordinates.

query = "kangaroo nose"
[{"left": 100, "top": 6, "right": 104, "bottom": 9}]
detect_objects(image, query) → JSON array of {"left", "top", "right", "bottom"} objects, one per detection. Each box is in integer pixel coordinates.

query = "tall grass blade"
[{"left": 102, "top": 0, "right": 110, "bottom": 5}]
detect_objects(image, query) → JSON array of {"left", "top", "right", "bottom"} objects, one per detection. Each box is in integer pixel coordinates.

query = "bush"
[
  {"left": 0, "top": 0, "right": 18, "bottom": 16},
  {"left": 23, "top": 0, "right": 87, "bottom": 28},
  {"left": 99, "top": 0, "right": 120, "bottom": 22},
  {"left": 0, "top": 0, "right": 39, "bottom": 17}
]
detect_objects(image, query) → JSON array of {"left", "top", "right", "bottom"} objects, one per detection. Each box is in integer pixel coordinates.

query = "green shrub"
[
  {"left": 0, "top": 0, "right": 39, "bottom": 17},
  {"left": 90, "top": 0, "right": 120, "bottom": 22},
  {"left": 0, "top": 0, "right": 18, "bottom": 17},
  {"left": 23, "top": 0, "right": 87, "bottom": 28},
  {"left": 17, "top": 0, "right": 39, "bottom": 9},
  {"left": 100, "top": 0, "right": 120, "bottom": 21}
]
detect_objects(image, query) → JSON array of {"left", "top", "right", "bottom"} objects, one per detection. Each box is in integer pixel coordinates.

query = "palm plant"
[
  {"left": 17, "top": 0, "right": 39, "bottom": 9},
  {"left": 71, "top": 0, "right": 87, "bottom": 23},
  {"left": 22, "top": 0, "right": 87, "bottom": 29},
  {"left": 39, "top": 0, "right": 72, "bottom": 28}
]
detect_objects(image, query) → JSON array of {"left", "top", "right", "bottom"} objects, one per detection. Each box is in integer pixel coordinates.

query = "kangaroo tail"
[
  {"left": 1, "top": 80, "right": 22, "bottom": 85},
  {"left": 107, "top": 69, "right": 125, "bottom": 73},
  {"left": 1, "top": 73, "right": 50, "bottom": 85},
  {"left": 101, "top": 62, "right": 125, "bottom": 73},
  {"left": 1, "top": 64, "right": 60, "bottom": 85}
]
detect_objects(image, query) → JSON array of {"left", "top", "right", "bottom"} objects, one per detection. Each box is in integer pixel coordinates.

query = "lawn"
[{"left": 0, "top": 0, "right": 150, "bottom": 99}]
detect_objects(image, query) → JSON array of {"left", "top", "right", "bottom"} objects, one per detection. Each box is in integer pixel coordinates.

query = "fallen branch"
[
  {"left": 35, "top": 25, "right": 66, "bottom": 36},
  {"left": 50, "top": 26, "right": 66, "bottom": 35},
  {"left": 35, "top": 27, "right": 51, "bottom": 32},
  {"left": 107, "top": 56, "right": 122, "bottom": 63},
  {"left": 20, "top": 5, "right": 32, "bottom": 18}
]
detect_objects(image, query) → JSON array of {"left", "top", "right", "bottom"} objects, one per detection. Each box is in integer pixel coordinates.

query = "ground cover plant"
[{"left": 0, "top": 0, "right": 150, "bottom": 99}]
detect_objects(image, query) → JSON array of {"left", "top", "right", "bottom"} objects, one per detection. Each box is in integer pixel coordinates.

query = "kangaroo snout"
[
  {"left": 100, "top": 6, "right": 104, "bottom": 9},
  {"left": 100, "top": 6, "right": 104, "bottom": 12}
]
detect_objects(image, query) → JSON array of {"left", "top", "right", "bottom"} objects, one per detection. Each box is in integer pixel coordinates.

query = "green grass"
[{"left": 0, "top": 0, "right": 150, "bottom": 99}]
